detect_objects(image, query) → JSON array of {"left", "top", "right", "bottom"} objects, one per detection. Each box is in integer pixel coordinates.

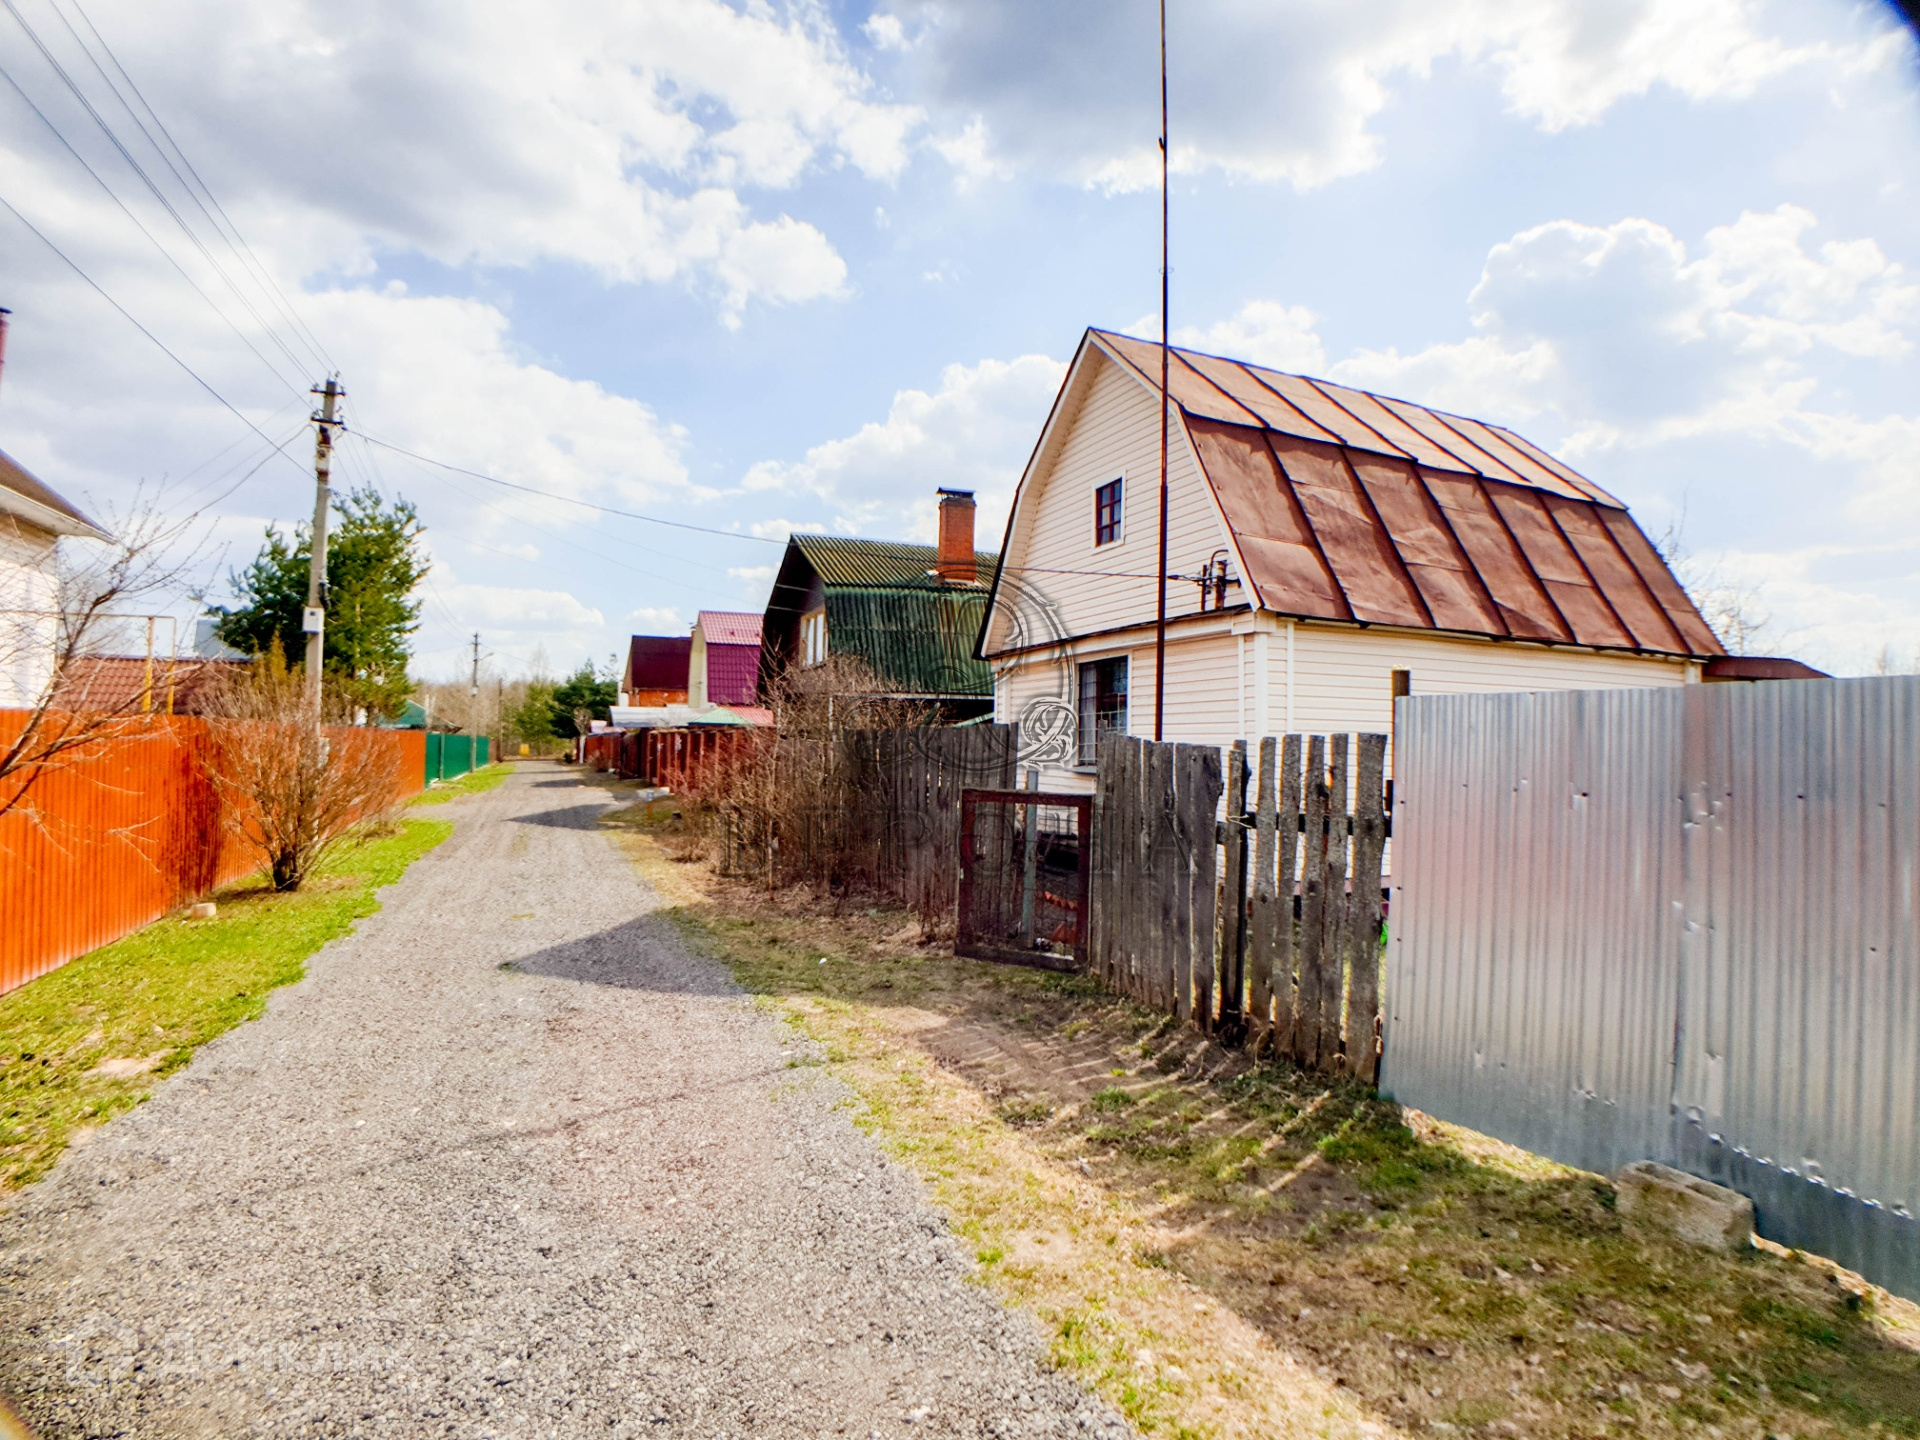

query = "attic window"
[
  {"left": 1094, "top": 477, "right": 1123, "bottom": 546},
  {"left": 801, "top": 609, "right": 828, "bottom": 667}
]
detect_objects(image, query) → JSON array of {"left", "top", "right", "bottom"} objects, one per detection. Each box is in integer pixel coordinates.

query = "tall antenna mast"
[{"left": 1153, "top": 0, "right": 1170, "bottom": 742}]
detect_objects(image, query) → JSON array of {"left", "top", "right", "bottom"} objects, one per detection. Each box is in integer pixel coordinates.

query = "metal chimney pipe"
[{"left": 0, "top": 308, "right": 11, "bottom": 404}]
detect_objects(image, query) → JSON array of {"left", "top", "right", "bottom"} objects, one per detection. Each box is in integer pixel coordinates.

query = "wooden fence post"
[
  {"left": 1348, "top": 733, "right": 1388, "bottom": 1080},
  {"left": 1296, "top": 735, "right": 1328, "bottom": 1068},
  {"left": 1318, "top": 734, "right": 1351, "bottom": 1068},
  {"left": 1219, "top": 740, "right": 1248, "bottom": 1026},
  {"left": 1249, "top": 736, "right": 1278, "bottom": 1045}
]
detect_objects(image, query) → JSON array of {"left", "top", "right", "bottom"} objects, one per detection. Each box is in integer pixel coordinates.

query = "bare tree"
[
  {"left": 0, "top": 496, "right": 206, "bottom": 823},
  {"left": 201, "top": 643, "right": 408, "bottom": 891},
  {"left": 1653, "top": 520, "right": 1773, "bottom": 657}
]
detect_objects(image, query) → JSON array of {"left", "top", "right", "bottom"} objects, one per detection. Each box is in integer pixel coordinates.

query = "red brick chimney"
[{"left": 936, "top": 488, "right": 976, "bottom": 584}]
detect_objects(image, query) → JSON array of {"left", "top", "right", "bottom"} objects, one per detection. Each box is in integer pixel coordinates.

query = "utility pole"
[
  {"left": 303, "top": 378, "right": 343, "bottom": 718},
  {"left": 1153, "top": 0, "right": 1170, "bottom": 742},
  {"left": 469, "top": 632, "right": 482, "bottom": 735}
]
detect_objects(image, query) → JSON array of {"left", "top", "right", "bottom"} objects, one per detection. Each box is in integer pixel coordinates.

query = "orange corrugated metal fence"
[{"left": 0, "top": 711, "right": 426, "bottom": 997}]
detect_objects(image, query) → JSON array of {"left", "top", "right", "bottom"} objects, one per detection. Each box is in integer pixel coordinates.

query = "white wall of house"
[
  {"left": 689, "top": 627, "right": 708, "bottom": 708},
  {"left": 0, "top": 516, "right": 59, "bottom": 709},
  {"left": 986, "top": 347, "right": 1235, "bottom": 656}
]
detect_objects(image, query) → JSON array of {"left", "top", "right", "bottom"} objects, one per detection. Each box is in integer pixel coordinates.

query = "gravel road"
[{"left": 0, "top": 764, "right": 1131, "bottom": 1440}]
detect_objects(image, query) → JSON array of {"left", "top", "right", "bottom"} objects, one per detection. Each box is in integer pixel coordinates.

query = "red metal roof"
[
  {"left": 626, "top": 636, "right": 691, "bottom": 691},
  {"left": 696, "top": 611, "right": 763, "bottom": 646},
  {"left": 1092, "top": 331, "right": 1720, "bottom": 659}
]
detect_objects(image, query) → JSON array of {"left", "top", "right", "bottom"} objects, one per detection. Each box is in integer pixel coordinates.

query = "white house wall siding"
[
  {"left": 0, "top": 516, "right": 58, "bottom": 709},
  {"left": 987, "top": 347, "right": 1235, "bottom": 656}
]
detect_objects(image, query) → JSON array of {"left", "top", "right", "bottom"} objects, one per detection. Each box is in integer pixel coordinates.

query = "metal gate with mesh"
[{"left": 956, "top": 790, "right": 1092, "bottom": 972}]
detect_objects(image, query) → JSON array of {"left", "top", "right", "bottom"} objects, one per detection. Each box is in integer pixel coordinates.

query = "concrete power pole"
[
  {"left": 469, "top": 632, "right": 482, "bottom": 735},
  {"left": 303, "top": 378, "right": 343, "bottom": 715}
]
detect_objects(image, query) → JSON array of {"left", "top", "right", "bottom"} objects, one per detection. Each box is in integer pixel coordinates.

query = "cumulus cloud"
[
  {"left": 1182, "top": 205, "right": 1920, "bottom": 671},
  {"left": 1, "top": 0, "right": 913, "bottom": 320},
  {"left": 739, "top": 353, "right": 1067, "bottom": 541},
  {"left": 875, "top": 0, "right": 1901, "bottom": 190}
]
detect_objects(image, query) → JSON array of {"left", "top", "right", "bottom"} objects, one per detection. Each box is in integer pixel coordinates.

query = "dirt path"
[{"left": 0, "top": 763, "right": 1129, "bottom": 1440}]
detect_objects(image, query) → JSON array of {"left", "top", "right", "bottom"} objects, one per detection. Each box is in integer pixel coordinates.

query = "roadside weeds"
[
  {"left": 604, "top": 801, "right": 1920, "bottom": 1440},
  {"left": 411, "top": 760, "right": 514, "bottom": 805}
]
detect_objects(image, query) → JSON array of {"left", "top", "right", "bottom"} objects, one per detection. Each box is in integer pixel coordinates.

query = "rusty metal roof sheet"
[
  {"left": 1091, "top": 329, "right": 1626, "bottom": 505},
  {"left": 1089, "top": 329, "right": 1712, "bottom": 658},
  {"left": 1175, "top": 416, "right": 1720, "bottom": 659}
]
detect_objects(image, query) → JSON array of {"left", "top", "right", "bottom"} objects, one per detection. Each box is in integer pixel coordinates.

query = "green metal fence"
[{"left": 424, "top": 733, "right": 491, "bottom": 783}]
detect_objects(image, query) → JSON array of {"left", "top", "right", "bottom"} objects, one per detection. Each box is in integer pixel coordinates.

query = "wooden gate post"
[{"left": 1218, "top": 740, "right": 1249, "bottom": 1027}]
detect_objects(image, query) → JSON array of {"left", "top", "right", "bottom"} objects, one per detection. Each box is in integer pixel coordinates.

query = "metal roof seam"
[
  {"left": 1334, "top": 445, "right": 1437, "bottom": 630},
  {"left": 1398, "top": 403, "right": 1531, "bottom": 486},
  {"left": 1576, "top": 504, "right": 1689, "bottom": 655},
  {"left": 1468, "top": 471, "right": 1578, "bottom": 644},
  {"left": 1298, "top": 377, "right": 1413, "bottom": 460},
  {"left": 1260, "top": 431, "right": 1359, "bottom": 623},
  {"left": 1171, "top": 350, "right": 1265, "bottom": 427},
  {"left": 1406, "top": 464, "right": 1514, "bottom": 639},
  {"left": 1534, "top": 494, "right": 1639, "bottom": 649}
]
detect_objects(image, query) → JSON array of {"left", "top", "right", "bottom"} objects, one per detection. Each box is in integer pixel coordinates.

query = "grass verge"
[
  {"left": 606, "top": 803, "right": 1920, "bottom": 1440},
  {"left": 411, "top": 761, "right": 514, "bottom": 805},
  {"left": 0, "top": 817, "right": 451, "bottom": 1192}
]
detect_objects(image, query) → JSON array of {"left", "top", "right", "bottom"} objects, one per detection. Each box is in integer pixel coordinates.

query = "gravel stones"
[{"left": 0, "top": 766, "right": 1131, "bottom": 1440}]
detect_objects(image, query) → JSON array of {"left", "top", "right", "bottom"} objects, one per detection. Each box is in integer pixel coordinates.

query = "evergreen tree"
[
  {"left": 212, "top": 488, "right": 428, "bottom": 721},
  {"left": 549, "top": 662, "right": 617, "bottom": 738}
]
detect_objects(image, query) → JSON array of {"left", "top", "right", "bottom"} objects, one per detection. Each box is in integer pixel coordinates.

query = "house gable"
[{"left": 985, "top": 329, "right": 1720, "bottom": 663}]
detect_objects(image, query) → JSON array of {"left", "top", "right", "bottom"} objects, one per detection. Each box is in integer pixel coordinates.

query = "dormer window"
[{"left": 1094, "top": 477, "right": 1123, "bottom": 546}]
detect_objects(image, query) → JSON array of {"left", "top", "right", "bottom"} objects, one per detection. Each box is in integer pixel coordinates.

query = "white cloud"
[
  {"left": 877, "top": 0, "right": 1902, "bottom": 190},
  {"left": 627, "top": 606, "right": 686, "bottom": 632},
  {"left": 1187, "top": 205, "right": 1920, "bottom": 672},
  {"left": 1168, "top": 301, "right": 1329, "bottom": 375},
  {"left": 740, "top": 353, "right": 1067, "bottom": 541},
  {"left": 3, "top": 0, "right": 917, "bottom": 322}
]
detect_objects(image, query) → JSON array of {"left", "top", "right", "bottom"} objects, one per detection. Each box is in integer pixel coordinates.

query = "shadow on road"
[{"left": 511, "top": 915, "right": 735, "bottom": 997}]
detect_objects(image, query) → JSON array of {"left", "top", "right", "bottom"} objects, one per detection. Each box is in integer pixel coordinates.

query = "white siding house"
[
  {"left": 980, "top": 330, "right": 1724, "bottom": 790},
  {"left": 0, "top": 449, "right": 110, "bottom": 709}
]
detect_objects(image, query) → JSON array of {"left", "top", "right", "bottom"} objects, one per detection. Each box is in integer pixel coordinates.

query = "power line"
[
  {"left": 0, "top": 56, "right": 309, "bottom": 400},
  {"left": 351, "top": 431, "right": 784, "bottom": 543},
  {"left": 0, "top": 188, "right": 311, "bottom": 475},
  {"left": 60, "top": 0, "right": 335, "bottom": 376},
  {"left": 0, "top": 0, "right": 322, "bottom": 387}
]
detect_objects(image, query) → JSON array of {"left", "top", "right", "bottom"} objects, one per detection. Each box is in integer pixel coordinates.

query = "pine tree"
[{"left": 211, "top": 488, "right": 428, "bottom": 721}]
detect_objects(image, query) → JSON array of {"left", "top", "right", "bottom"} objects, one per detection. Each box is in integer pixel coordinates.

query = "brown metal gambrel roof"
[{"left": 1092, "top": 330, "right": 1721, "bottom": 659}]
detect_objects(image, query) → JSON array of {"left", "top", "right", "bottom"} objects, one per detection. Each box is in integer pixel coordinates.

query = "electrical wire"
[
  {"left": 351, "top": 431, "right": 783, "bottom": 543},
  {"left": 0, "top": 0, "right": 321, "bottom": 387},
  {"left": 60, "top": 0, "right": 335, "bottom": 376},
  {"left": 0, "top": 57, "right": 309, "bottom": 400},
  {"left": 0, "top": 188, "right": 312, "bottom": 474}
]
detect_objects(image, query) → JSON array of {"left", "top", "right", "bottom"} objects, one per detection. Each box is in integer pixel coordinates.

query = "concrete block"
[
  {"left": 1616, "top": 1160, "right": 1754, "bottom": 1252},
  {"left": 187, "top": 902, "right": 217, "bottom": 920}
]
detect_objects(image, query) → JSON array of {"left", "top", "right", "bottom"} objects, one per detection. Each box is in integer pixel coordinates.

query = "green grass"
[
  {"left": 0, "top": 817, "right": 451, "bottom": 1190},
  {"left": 411, "top": 761, "right": 514, "bottom": 804}
]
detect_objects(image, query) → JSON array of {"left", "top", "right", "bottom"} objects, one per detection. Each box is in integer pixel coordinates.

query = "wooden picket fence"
[{"left": 1091, "top": 732, "right": 1389, "bottom": 1078}]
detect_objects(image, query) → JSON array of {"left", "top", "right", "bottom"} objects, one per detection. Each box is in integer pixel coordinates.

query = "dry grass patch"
[{"left": 603, "top": 802, "right": 1920, "bottom": 1440}]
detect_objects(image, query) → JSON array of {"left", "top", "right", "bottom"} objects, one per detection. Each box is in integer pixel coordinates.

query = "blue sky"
[{"left": 1, "top": 0, "right": 1917, "bottom": 678}]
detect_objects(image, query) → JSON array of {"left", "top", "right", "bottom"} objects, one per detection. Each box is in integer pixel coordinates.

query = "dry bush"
[
  {"left": 201, "top": 644, "right": 407, "bottom": 891},
  {"left": 687, "top": 655, "right": 930, "bottom": 895}
]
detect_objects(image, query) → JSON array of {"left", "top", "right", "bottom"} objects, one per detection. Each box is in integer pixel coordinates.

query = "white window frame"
[{"left": 800, "top": 609, "right": 828, "bottom": 668}]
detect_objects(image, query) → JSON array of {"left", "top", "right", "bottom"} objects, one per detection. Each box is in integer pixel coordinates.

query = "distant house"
[
  {"left": 619, "top": 634, "right": 691, "bottom": 707},
  {"left": 0, "top": 447, "right": 110, "bottom": 709},
  {"left": 51, "top": 655, "right": 245, "bottom": 715},
  {"left": 981, "top": 328, "right": 1732, "bottom": 788},
  {"left": 690, "top": 611, "right": 762, "bottom": 708},
  {"left": 761, "top": 490, "right": 998, "bottom": 719}
]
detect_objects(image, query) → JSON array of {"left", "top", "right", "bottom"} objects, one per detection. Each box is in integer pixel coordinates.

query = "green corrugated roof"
[
  {"left": 824, "top": 586, "right": 994, "bottom": 697},
  {"left": 793, "top": 535, "right": 999, "bottom": 590}
]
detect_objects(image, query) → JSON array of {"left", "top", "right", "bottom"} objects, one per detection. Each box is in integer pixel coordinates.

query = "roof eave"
[{"left": 0, "top": 481, "right": 111, "bottom": 540}]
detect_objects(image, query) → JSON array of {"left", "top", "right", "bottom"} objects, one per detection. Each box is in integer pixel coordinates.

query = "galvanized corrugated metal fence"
[{"left": 1383, "top": 678, "right": 1920, "bottom": 1300}]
